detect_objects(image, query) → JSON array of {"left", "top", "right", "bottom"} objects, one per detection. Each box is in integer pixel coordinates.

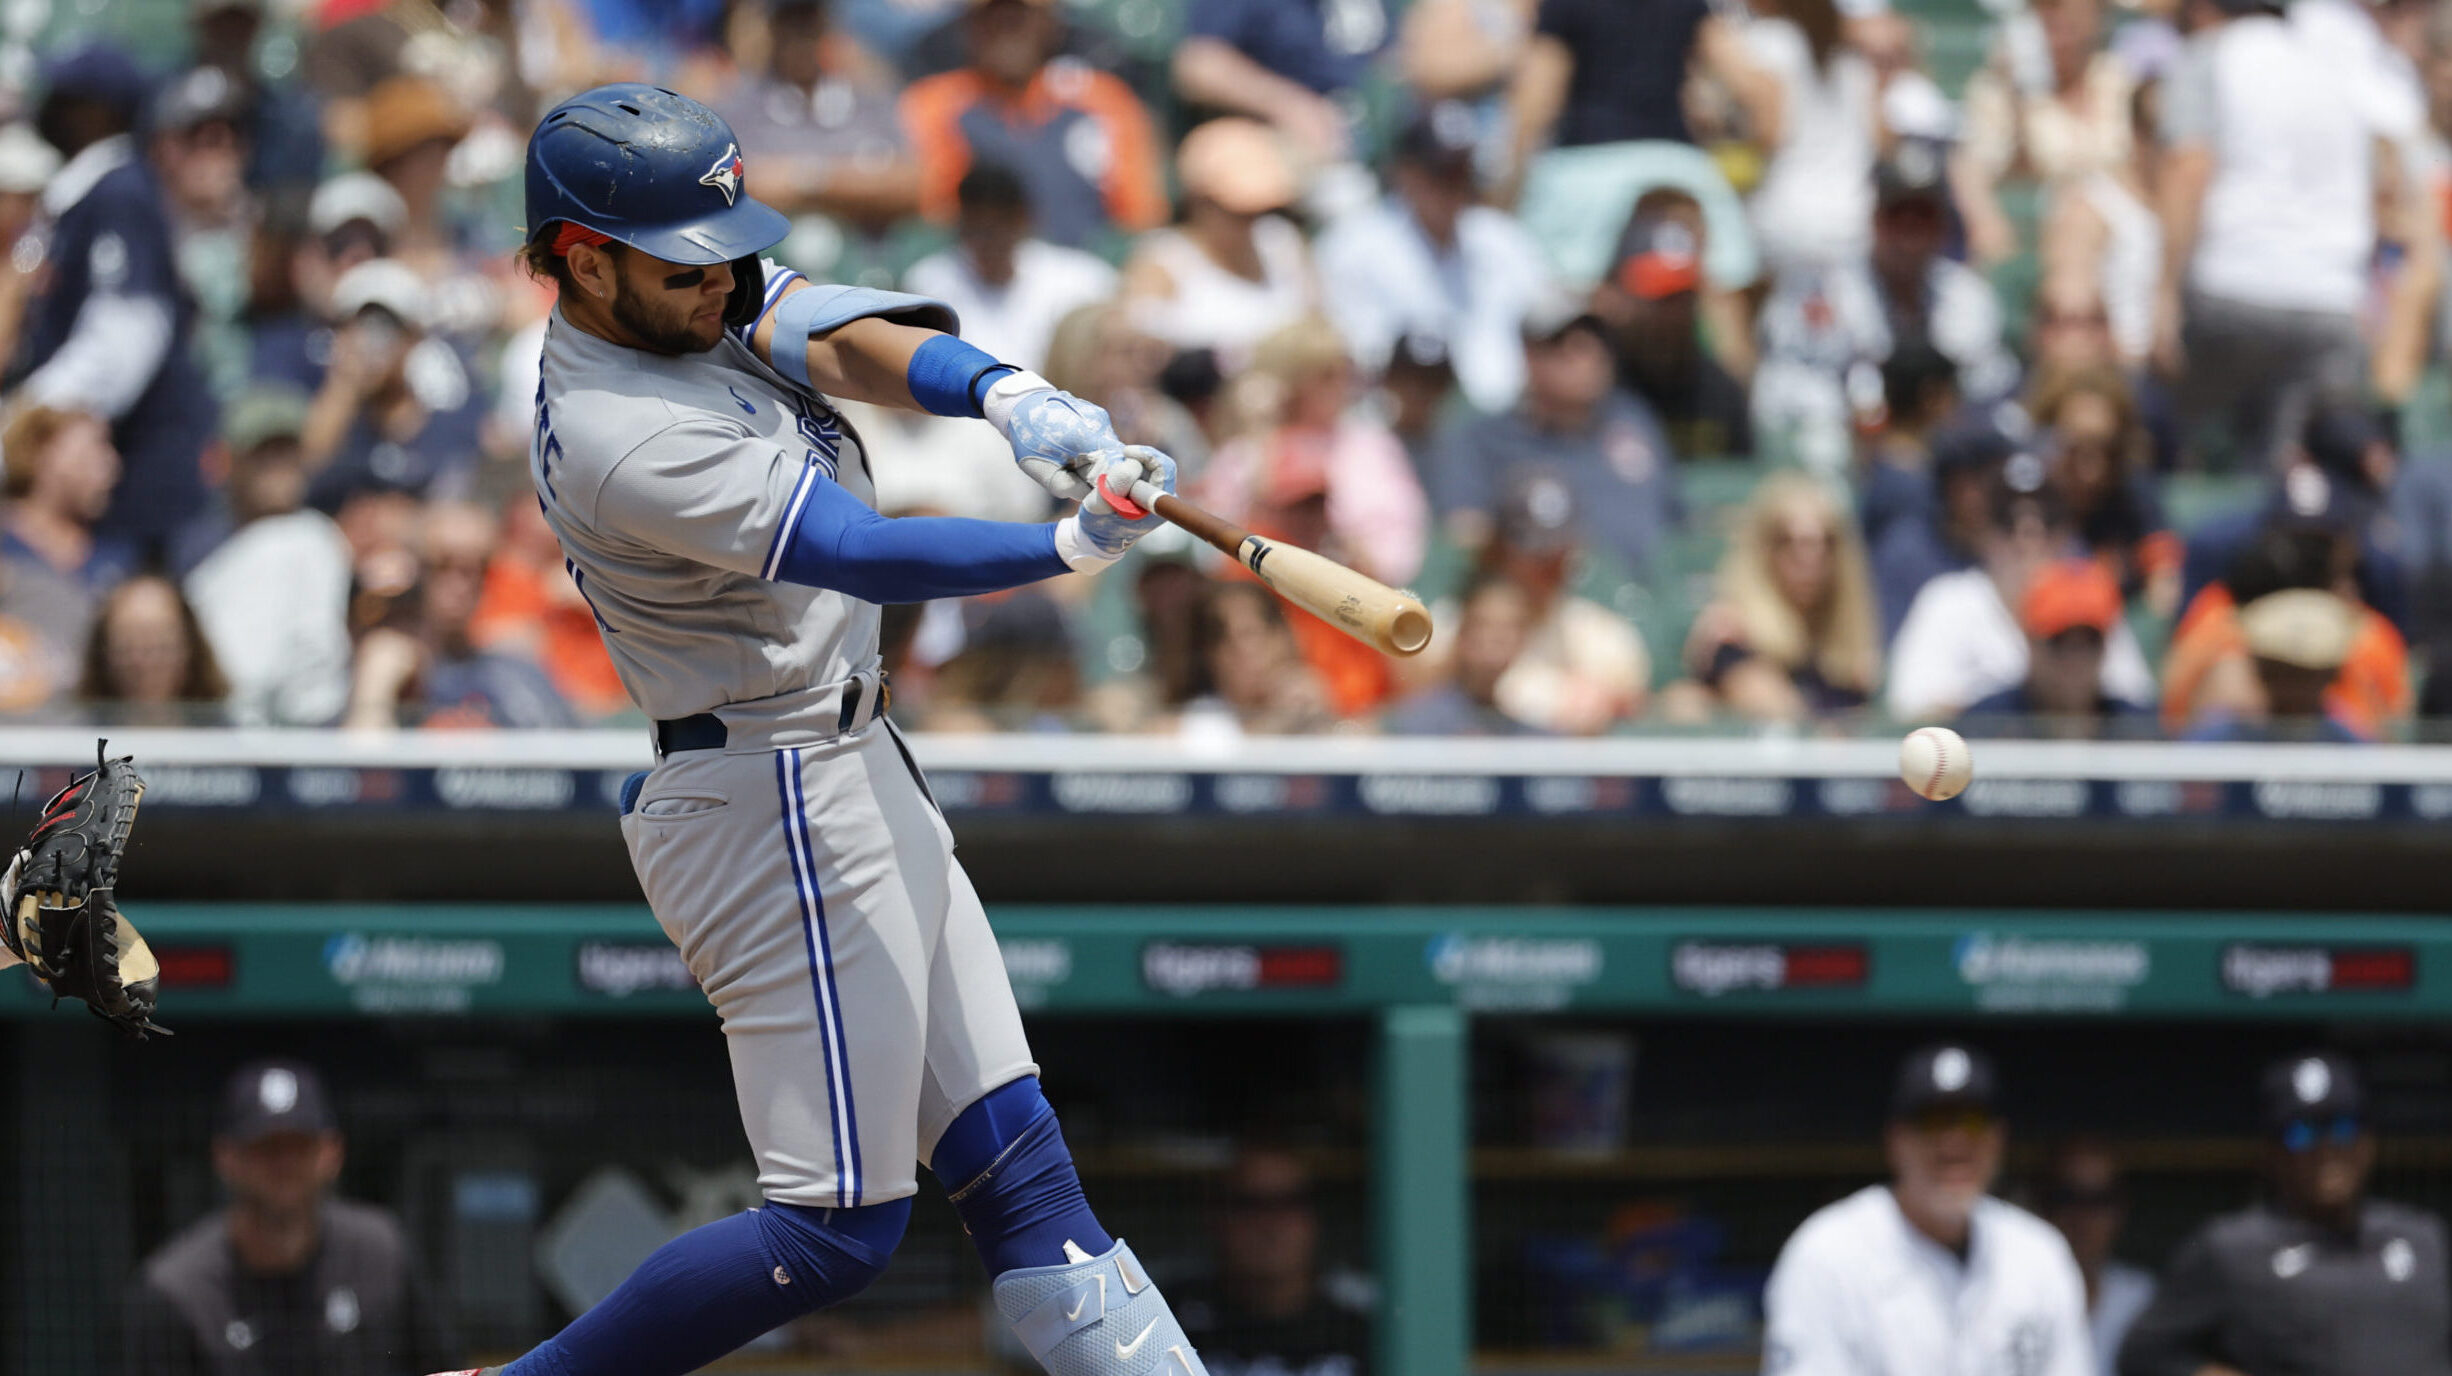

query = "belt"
[{"left": 653, "top": 670, "right": 893, "bottom": 757}]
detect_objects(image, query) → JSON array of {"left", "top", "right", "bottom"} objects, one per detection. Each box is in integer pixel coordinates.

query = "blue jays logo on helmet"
[
  {"left": 700, "top": 144, "right": 746, "bottom": 206},
  {"left": 524, "top": 84, "right": 787, "bottom": 265}
]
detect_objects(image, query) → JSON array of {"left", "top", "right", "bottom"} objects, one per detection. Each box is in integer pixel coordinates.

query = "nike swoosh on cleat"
[{"left": 1115, "top": 1319, "right": 1160, "bottom": 1360}]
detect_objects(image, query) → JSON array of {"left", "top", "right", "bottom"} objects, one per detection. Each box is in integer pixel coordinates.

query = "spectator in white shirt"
[
  {"left": 1887, "top": 469, "right": 2156, "bottom": 719},
  {"left": 184, "top": 386, "right": 354, "bottom": 726},
  {"left": 1744, "top": 0, "right": 1879, "bottom": 277},
  {"left": 1764, "top": 1044, "right": 2093, "bottom": 1376},
  {"left": 902, "top": 162, "right": 1117, "bottom": 374},
  {"left": 2156, "top": 0, "right": 2401, "bottom": 468},
  {"left": 1316, "top": 101, "right": 1553, "bottom": 414}
]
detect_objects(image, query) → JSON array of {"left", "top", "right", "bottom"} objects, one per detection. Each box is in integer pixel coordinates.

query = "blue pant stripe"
[
  {"left": 774, "top": 747, "right": 854, "bottom": 1205},
  {"left": 785, "top": 753, "right": 863, "bottom": 1200}
]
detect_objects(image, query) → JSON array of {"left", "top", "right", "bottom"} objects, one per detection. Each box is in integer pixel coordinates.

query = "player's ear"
[{"left": 569, "top": 243, "right": 616, "bottom": 302}]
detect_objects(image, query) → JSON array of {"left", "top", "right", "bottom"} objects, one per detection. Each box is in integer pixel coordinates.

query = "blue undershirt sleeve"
[{"left": 773, "top": 471, "right": 1068, "bottom": 601}]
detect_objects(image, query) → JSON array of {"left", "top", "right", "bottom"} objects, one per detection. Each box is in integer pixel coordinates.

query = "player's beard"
[{"left": 612, "top": 277, "right": 724, "bottom": 355}]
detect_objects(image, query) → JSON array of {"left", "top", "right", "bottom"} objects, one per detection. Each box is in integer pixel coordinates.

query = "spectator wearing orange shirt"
[
  {"left": 469, "top": 497, "right": 631, "bottom": 721},
  {"left": 2162, "top": 525, "right": 2410, "bottom": 740},
  {"left": 899, "top": 0, "right": 1166, "bottom": 249}
]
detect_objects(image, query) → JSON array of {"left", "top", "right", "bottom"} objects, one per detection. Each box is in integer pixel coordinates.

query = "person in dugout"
[{"left": 2119, "top": 1051, "right": 2452, "bottom": 1376}]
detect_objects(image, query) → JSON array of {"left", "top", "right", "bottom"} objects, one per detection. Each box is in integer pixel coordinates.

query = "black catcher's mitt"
[{"left": 3, "top": 744, "right": 168, "bottom": 1037}]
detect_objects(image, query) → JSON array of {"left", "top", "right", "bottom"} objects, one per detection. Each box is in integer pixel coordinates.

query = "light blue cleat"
[{"left": 993, "top": 1238, "right": 1208, "bottom": 1376}]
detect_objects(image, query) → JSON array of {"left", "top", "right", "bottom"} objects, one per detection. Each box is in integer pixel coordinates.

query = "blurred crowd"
[{"left": 5, "top": 0, "right": 2452, "bottom": 738}]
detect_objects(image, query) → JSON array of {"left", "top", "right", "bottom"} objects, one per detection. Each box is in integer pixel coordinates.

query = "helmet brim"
[{"left": 611, "top": 196, "right": 791, "bottom": 266}]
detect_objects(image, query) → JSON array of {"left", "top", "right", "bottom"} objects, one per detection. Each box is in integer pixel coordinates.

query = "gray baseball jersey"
[
  {"left": 531, "top": 263, "right": 899, "bottom": 743},
  {"left": 537, "top": 264, "right": 1036, "bottom": 1207}
]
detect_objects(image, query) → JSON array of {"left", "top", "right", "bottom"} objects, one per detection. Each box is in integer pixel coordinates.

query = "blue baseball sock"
[
  {"left": 501, "top": 1197, "right": 909, "bottom": 1376},
  {"left": 931, "top": 1076, "right": 1114, "bottom": 1276}
]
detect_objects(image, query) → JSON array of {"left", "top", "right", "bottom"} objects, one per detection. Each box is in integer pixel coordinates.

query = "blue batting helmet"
[{"left": 524, "top": 84, "right": 787, "bottom": 319}]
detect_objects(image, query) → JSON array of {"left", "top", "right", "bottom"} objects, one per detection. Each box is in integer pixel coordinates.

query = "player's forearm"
[{"left": 773, "top": 473, "right": 1083, "bottom": 602}]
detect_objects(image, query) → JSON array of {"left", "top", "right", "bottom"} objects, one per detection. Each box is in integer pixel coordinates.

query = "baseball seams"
[{"left": 1916, "top": 728, "right": 1950, "bottom": 799}]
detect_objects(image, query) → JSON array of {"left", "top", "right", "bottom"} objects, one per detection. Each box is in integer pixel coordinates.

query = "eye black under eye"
[{"left": 663, "top": 268, "right": 708, "bottom": 290}]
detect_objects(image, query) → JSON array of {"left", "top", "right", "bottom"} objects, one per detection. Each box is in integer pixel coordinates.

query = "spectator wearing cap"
[
  {"left": 903, "top": 162, "right": 1117, "bottom": 374},
  {"left": 1174, "top": 0, "right": 1389, "bottom": 167},
  {"left": 12, "top": 42, "right": 219, "bottom": 562},
  {"left": 2120, "top": 1053, "right": 2452, "bottom": 1376},
  {"left": 1196, "top": 315, "right": 1427, "bottom": 715},
  {"left": 899, "top": 0, "right": 1165, "bottom": 250},
  {"left": 2042, "top": 1139, "right": 2158, "bottom": 1376},
  {"left": 0, "top": 122, "right": 59, "bottom": 372},
  {"left": 1423, "top": 295, "right": 1679, "bottom": 573},
  {"left": 2181, "top": 407, "right": 2415, "bottom": 636},
  {"left": 1857, "top": 342, "right": 1961, "bottom": 551},
  {"left": 123, "top": 1060, "right": 459, "bottom": 1376},
  {"left": 185, "top": 385, "right": 355, "bottom": 726},
  {"left": 1386, "top": 572, "right": 1549, "bottom": 735},
  {"left": 248, "top": 172, "right": 412, "bottom": 393},
  {"left": 1959, "top": 558, "right": 2154, "bottom": 736},
  {"left": 2161, "top": 524, "right": 2410, "bottom": 740},
  {"left": 1122, "top": 118, "right": 1317, "bottom": 364},
  {"left": 1590, "top": 189, "right": 1755, "bottom": 460},
  {"left": 1743, "top": 0, "right": 1879, "bottom": 277},
  {"left": 1315, "top": 100, "right": 1552, "bottom": 415},
  {"left": 2156, "top": 0, "right": 2404, "bottom": 470},
  {"left": 358, "top": 78, "right": 476, "bottom": 289},
  {"left": 708, "top": 0, "right": 919, "bottom": 234},
  {"left": 1415, "top": 473, "right": 1651, "bottom": 733},
  {"left": 150, "top": 65, "right": 260, "bottom": 397},
  {"left": 1, "top": 404, "right": 138, "bottom": 594},
  {"left": 1502, "top": 0, "right": 1776, "bottom": 293},
  {"left": 1668, "top": 472, "right": 1878, "bottom": 724},
  {"left": 1764, "top": 1044, "right": 2092, "bottom": 1376},
  {"left": 1870, "top": 421, "right": 2015, "bottom": 639},
  {"left": 1754, "top": 140, "right": 2018, "bottom": 467},
  {"left": 2183, "top": 589, "right": 2378, "bottom": 741},
  {"left": 299, "top": 258, "right": 486, "bottom": 513},
  {"left": 1887, "top": 479, "right": 2157, "bottom": 720},
  {"left": 191, "top": 0, "right": 325, "bottom": 195}
]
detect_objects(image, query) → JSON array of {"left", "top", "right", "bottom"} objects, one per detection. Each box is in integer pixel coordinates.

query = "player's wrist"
[
  {"left": 1051, "top": 515, "right": 1124, "bottom": 573},
  {"left": 981, "top": 369, "right": 1056, "bottom": 437}
]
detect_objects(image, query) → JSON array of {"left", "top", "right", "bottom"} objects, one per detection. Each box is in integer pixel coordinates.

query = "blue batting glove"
[
  {"left": 983, "top": 371, "right": 1121, "bottom": 501},
  {"left": 1074, "top": 446, "right": 1178, "bottom": 560}
]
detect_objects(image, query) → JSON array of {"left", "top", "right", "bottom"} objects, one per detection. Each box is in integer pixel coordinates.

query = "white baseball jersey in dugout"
[{"left": 1762, "top": 1184, "right": 2092, "bottom": 1376}]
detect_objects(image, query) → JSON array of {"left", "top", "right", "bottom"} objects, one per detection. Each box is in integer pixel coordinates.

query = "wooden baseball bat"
[{"left": 1121, "top": 480, "right": 1434, "bottom": 657}]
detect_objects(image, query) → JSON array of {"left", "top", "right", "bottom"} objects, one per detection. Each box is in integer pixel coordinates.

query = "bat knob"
[{"left": 1097, "top": 473, "right": 1148, "bottom": 520}]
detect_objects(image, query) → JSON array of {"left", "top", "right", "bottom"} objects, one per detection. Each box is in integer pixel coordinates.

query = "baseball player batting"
[{"left": 429, "top": 85, "right": 1203, "bottom": 1376}]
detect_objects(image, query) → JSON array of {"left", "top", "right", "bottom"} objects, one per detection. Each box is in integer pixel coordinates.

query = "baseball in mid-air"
[{"left": 1900, "top": 726, "right": 1973, "bottom": 801}]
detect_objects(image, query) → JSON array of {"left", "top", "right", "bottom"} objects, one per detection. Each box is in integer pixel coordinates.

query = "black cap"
[
  {"left": 1388, "top": 327, "right": 1453, "bottom": 375},
  {"left": 1931, "top": 421, "right": 2019, "bottom": 479},
  {"left": 2261, "top": 1051, "right": 2365, "bottom": 1130},
  {"left": 1890, "top": 1043, "right": 1998, "bottom": 1119},
  {"left": 1395, "top": 100, "right": 1479, "bottom": 176},
  {"left": 217, "top": 1059, "right": 337, "bottom": 1142},
  {"left": 1875, "top": 138, "right": 1950, "bottom": 206},
  {"left": 1496, "top": 471, "right": 1579, "bottom": 554},
  {"left": 42, "top": 42, "right": 149, "bottom": 121},
  {"left": 2302, "top": 405, "right": 2388, "bottom": 490}
]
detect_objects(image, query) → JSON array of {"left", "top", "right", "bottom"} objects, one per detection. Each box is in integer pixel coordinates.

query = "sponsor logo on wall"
[
  {"left": 1953, "top": 932, "right": 2149, "bottom": 1011},
  {"left": 1671, "top": 941, "right": 1869, "bottom": 997},
  {"left": 325, "top": 934, "right": 506, "bottom": 1012},
  {"left": 2222, "top": 944, "right": 2416, "bottom": 998},
  {"left": 1141, "top": 942, "right": 1342, "bottom": 997},
  {"left": 1427, "top": 935, "right": 1602, "bottom": 1009}
]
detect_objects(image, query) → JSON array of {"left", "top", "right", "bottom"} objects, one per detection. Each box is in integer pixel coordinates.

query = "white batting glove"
[
  {"left": 1052, "top": 446, "right": 1177, "bottom": 571},
  {"left": 983, "top": 370, "right": 1120, "bottom": 501}
]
